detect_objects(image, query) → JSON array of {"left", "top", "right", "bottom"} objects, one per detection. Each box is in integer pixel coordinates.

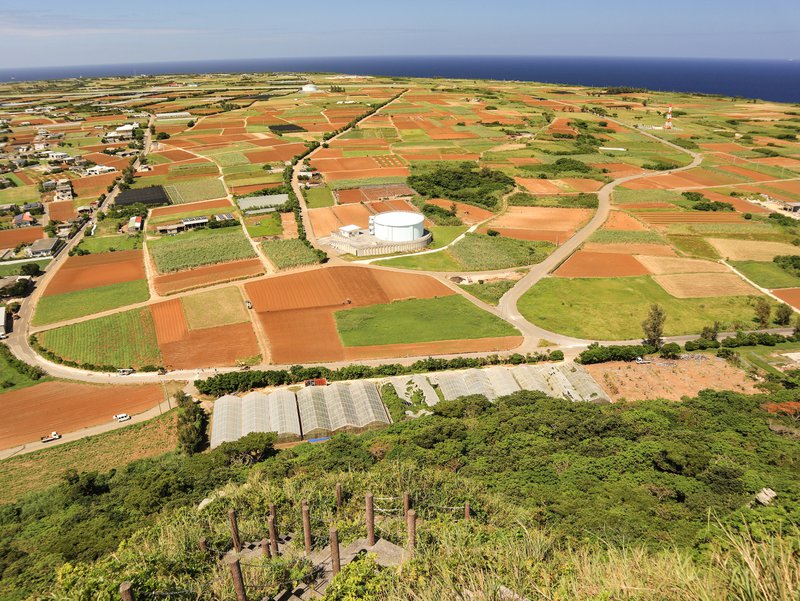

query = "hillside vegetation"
[{"left": 1, "top": 387, "right": 798, "bottom": 599}]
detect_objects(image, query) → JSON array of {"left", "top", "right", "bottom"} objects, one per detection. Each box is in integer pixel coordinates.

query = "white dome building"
[
  {"left": 371, "top": 211, "right": 425, "bottom": 242},
  {"left": 301, "top": 83, "right": 319, "bottom": 93}
]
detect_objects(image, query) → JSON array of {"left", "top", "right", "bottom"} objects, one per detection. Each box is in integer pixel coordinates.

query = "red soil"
[
  {"left": 489, "top": 207, "right": 592, "bottom": 233},
  {"left": 44, "top": 250, "right": 146, "bottom": 296},
  {"left": 555, "top": 251, "right": 650, "bottom": 278},
  {"left": 772, "top": 288, "right": 800, "bottom": 309},
  {"left": 427, "top": 199, "right": 494, "bottom": 224},
  {"left": 150, "top": 298, "right": 188, "bottom": 344},
  {"left": 0, "top": 227, "right": 45, "bottom": 248},
  {"left": 150, "top": 198, "right": 231, "bottom": 218},
  {"left": 308, "top": 207, "right": 343, "bottom": 237},
  {"left": 153, "top": 259, "right": 264, "bottom": 296},
  {"left": 261, "top": 308, "right": 345, "bottom": 364},
  {"left": 153, "top": 149, "right": 197, "bottom": 162},
  {"left": 331, "top": 203, "right": 373, "bottom": 228},
  {"left": 603, "top": 211, "right": 647, "bottom": 231},
  {"left": 336, "top": 189, "right": 366, "bottom": 204},
  {"left": 718, "top": 165, "right": 775, "bottom": 182},
  {"left": 245, "top": 144, "right": 307, "bottom": 163},
  {"left": 160, "top": 322, "right": 261, "bottom": 370},
  {"left": 0, "top": 382, "right": 165, "bottom": 450},
  {"left": 47, "top": 201, "right": 77, "bottom": 222},
  {"left": 280, "top": 213, "right": 299, "bottom": 239},
  {"left": 638, "top": 212, "right": 743, "bottom": 224},
  {"left": 515, "top": 178, "right": 564, "bottom": 194},
  {"left": 230, "top": 183, "right": 283, "bottom": 196}
]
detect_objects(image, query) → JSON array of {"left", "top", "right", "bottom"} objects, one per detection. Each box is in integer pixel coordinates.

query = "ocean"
[{"left": 0, "top": 55, "right": 798, "bottom": 103}]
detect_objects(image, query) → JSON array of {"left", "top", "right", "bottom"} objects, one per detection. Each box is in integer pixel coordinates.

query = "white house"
[{"left": 86, "top": 165, "right": 116, "bottom": 176}]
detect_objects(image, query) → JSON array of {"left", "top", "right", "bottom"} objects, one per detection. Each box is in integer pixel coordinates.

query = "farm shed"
[
  {"left": 296, "top": 381, "right": 390, "bottom": 438},
  {"left": 116, "top": 185, "right": 171, "bottom": 208}
]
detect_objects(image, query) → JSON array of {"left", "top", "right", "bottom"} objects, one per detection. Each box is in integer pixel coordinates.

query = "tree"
[
  {"left": 754, "top": 299, "right": 772, "bottom": 329},
  {"left": 793, "top": 314, "right": 800, "bottom": 337},
  {"left": 642, "top": 304, "right": 666, "bottom": 348},
  {"left": 660, "top": 343, "right": 681, "bottom": 359},
  {"left": 700, "top": 321, "right": 720, "bottom": 341},
  {"left": 175, "top": 391, "right": 207, "bottom": 455},
  {"left": 775, "top": 303, "right": 794, "bottom": 326},
  {"left": 19, "top": 263, "right": 41, "bottom": 277}
]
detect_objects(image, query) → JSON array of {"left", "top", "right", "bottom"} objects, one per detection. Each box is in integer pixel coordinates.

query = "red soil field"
[
  {"left": 559, "top": 178, "right": 604, "bottom": 193},
  {"left": 0, "top": 382, "right": 165, "bottom": 450},
  {"left": 160, "top": 322, "right": 261, "bottom": 370},
  {"left": 336, "top": 189, "right": 366, "bottom": 203},
  {"left": 281, "top": 213, "right": 299, "bottom": 239},
  {"left": 309, "top": 207, "right": 343, "bottom": 237},
  {"left": 582, "top": 242, "right": 677, "bottom": 256},
  {"left": 153, "top": 259, "right": 264, "bottom": 296},
  {"left": 700, "top": 190, "right": 769, "bottom": 214},
  {"left": 489, "top": 207, "right": 592, "bottom": 233},
  {"left": 592, "top": 163, "right": 646, "bottom": 178},
  {"left": 47, "top": 201, "right": 77, "bottom": 222},
  {"left": 230, "top": 183, "right": 282, "bottom": 196},
  {"left": 555, "top": 251, "right": 650, "bottom": 278},
  {"left": 383, "top": 199, "right": 419, "bottom": 212},
  {"left": 0, "top": 227, "right": 45, "bottom": 248},
  {"left": 752, "top": 157, "right": 800, "bottom": 168},
  {"left": 344, "top": 336, "right": 523, "bottom": 361},
  {"left": 153, "top": 149, "right": 197, "bottom": 162},
  {"left": 44, "top": 250, "right": 146, "bottom": 296},
  {"left": 14, "top": 171, "right": 35, "bottom": 185},
  {"left": 331, "top": 204, "right": 373, "bottom": 228},
  {"left": 699, "top": 143, "right": 748, "bottom": 152},
  {"left": 150, "top": 198, "right": 231, "bottom": 218},
  {"left": 261, "top": 307, "right": 345, "bottom": 364},
  {"left": 427, "top": 199, "right": 493, "bottom": 224},
  {"left": 324, "top": 167, "right": 410, "bottom": 182},
  {"left": 515, "top": 178, "right": 564, "bottom": 194},
  {"left": 366, "top": 201, "right": 393, "bottom": 213},
  {"left": 772, "top": 288, "right": 800, "bottom": 309},
  {"left": 150, "top": 298, "right": 188, "bottom": 344},
  {"left": 71, "top": 172, "right": 119, "bottom": 196},
  {"left": 765, "top": 180, "right": 800, "bottom": 195},
  {"left": 718, "top": 165, "right": 775, "bottom": 182},
  {"left": 245, "top": 144, "right": 307, "bottom": 163},
  {"left": 603, "top": 211, "right": 647, "bottom": 231}
]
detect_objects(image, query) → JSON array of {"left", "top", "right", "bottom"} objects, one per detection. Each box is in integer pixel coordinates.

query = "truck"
[
  {"left": 41, "top": 431, "right": 61, "bottom": 443},
  {"left": 304, "top": 378, "right": 328, "bottom": 387}
]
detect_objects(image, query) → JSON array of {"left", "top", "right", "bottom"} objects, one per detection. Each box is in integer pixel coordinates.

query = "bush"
[
  {"left": 577, "top": 343, "right": 656, "bottom": 365},
  {"left": 407, "top": 162, "right": 514, "bottom": 210},
  {"left": 660, "top": 343, "right": 681, "bottom": 359}
]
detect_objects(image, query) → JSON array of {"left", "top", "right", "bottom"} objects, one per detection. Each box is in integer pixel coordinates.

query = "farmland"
[
  {"left": 148, "top": 227, "right": 256, "bottom": 273},
  {"left": 261, "top": 238, "right": 323, "bottom": 269},
  {"left": 38, "top": 308, "right": 162, "bottom": 368},
  {"left": 335, "top": 295, "right": 519, "bottom": 346},
  {"left": 32, "top": 279, "right": 150, "bottom": 326}
]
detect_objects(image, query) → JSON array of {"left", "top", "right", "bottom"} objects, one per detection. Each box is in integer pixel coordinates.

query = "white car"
[{"left": 113, "top": 413, "right": 131, "bottom": 422}]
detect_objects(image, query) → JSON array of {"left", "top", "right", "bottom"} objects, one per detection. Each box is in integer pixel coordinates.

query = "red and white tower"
[{"left": 664, "top": 105, "right": 674, "bottom": 130}]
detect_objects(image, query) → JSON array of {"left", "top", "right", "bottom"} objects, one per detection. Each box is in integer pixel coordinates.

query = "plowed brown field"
[
  {"left": 427, "top": 199, "right": 494, "bottom": 224},
  {"left": 582, "top": 242, "right": 676, "bottom": 256},
  {"left": 0, "top": 382, "right": 165, "bottom": 449},
  {"left": 153, "top": 259, "right": 264, "bottom": 296},
  {"left": 772, "top": 288, "right": 800, "bottom": 309},
  {"left": 44, "top": 250, "right": 146, "bottom": 296},
  {"left": 344, "top": 336, "right": 523, "bottom": 360},
  {"left": 603, "top": 211, "right": 647, "bottom": 231},
  {"left": 636, "top": 256, "right": 728, "bottom": 275},
  {"left": 150, "top": 299, "right": 188, "bottom": 344},
  {"left": 160, "top": 322, "right": 260, "bottom": 369},
  {"left": 555, "top": 251, "right": 650, "bottom": 277},
  {"left": 0, "top": 227, "right": 45, "bottom": 248},
  {"left": 260, "top": 308, "right": 345, "bottom": 364},
  {"left": 150, "top": 198, "right": 231, "bottom": 218},
  {"left": 639, "top": 212, "right": 743, "bottom": 224},
  {"left": 47, "top": 201, "right": 77, "bottom": 221}
]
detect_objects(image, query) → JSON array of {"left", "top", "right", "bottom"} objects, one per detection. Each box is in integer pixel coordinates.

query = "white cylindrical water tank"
[{"left": 372, "top": 211, "right": 425, "bottom": 242}]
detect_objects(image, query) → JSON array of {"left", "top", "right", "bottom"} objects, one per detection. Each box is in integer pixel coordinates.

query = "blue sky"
[{"left": 1, "top": 0, "right": 798, "bottom": 68}]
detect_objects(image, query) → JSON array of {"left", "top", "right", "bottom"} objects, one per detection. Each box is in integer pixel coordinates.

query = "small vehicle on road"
[
  {"left": 245, "top": 300, "right": 253, "bottom": 309},
  {"left": 113, "top": 413, "right": 131, "bottom": 423},
  {"left": 41, "top": 431, "right": 61, "bottom": 443},
  {"left": 117, "top": 368, "right": 135, "bottom": 376}
]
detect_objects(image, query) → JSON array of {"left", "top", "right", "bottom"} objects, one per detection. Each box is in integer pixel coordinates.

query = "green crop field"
[
  {"left": 148, "top": 227, "right": 256, "bottom": 273},
  {"left": 163, "top": 178, "right": 227, "bottom": 204},
  {"left": 245, "top": 213, "right": 282, "bottom": 238},
  {"left": 304, "top": 186, "right": 335, "bottom": 208},
  {"left": 518, "top": 276, "right": 768, "bottom": 340},
  {"left": 666, "top": 235, "right": 720, "bottom": 260},
  {"left": 261, "top": 239, "right": 322, "bottom": 269},
  {"left": 459, "top": 279, "right": 517, "bottom": 306},
  {"left": 33, "top": 279, "right": 150, "bottom": 326},
  {"left": 78, "top": 234, "right": 142, "bottom": 253},
  {"left": 730, "top": 261, "right": 800, "bottom": 289},
  {"left": 39, "top": 307, "right": 162, "bottom": 368},
  {"left": 168, "top": 162, "right": 219, "bottom": 177},
  {"left": 335, "top": 295, "right": 518, "bottom": 346},
  {"left": 428, "top": 225, "right": 468, "bottom": 249},
  {"left": 588, "top": 229, "right": 665, "bottom": 244}
]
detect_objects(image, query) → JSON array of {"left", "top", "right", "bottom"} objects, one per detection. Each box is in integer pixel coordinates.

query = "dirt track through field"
[{"left": 0, "top": 382, "right": 165, "bottom": 449}]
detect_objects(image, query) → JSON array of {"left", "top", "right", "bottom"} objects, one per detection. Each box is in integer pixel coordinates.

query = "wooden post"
[
  {"left": 226, "top": 555, "right": 248, "bottom": 601},
  {"left": 228, "top": 509, "right": 242, "bottom": 553},
  {"left": 464, "top": 501, "right": 471, "bottom": 522},
  {"left": 269, "top": 502, "right": 278, "bottom": 540},
  {"left": 365, "top": 492, "right": 375, "bottom": 546},
  {"left": 119, "top": 582, "right": 135, "bottom": 601},
  {"left": 268, "top": 515, "right": 280, "bottom": 557},
  {"left": 329, "top": 527, "right": 341, "bottom": 576},
  {"left": 302, "top": 501, "right": 312, "bottom": 556},
  {"left": 199, "top": 537, "right": 208, "bottom": 553},
  {"left": 407, "top": 509, "right": 417, "bottom": 554},
  {"left": 335, "top": 482, "right": 342, "bottom": 509},
  {"left": 403, "top": 491, "right": 410, "bottom": 517},
  {"left": 261, "top": 537, "right": 271, "bottom": 558}
]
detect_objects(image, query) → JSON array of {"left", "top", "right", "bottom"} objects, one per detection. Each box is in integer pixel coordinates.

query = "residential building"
[{"left": 26, "top": 237, "right": 64, "bottom": 258}]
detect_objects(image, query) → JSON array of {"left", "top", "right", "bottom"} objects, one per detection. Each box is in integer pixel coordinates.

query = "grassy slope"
[
  {"left": 730, "top": 261, "right": 800, "bottom": 289},
  {"left": 33, "top": 279, "right": 150, "bottom": 326},
  {"left": 0, "top": 352, "right": 49, "bottom": 392},
  {"left": 518, "top": 276, "right": 766, "bottom": 340},
  {"left": 335, "top": 295, "right": 518, "bottom": 346},
  {"left": 0, "top": 411, "right": 177, "bottom": 504},
  {"left": 459, "top": 280, "right": 517, "bottom": 306},
  {"left": 39, "top": 307, "right": 161, "bottom": 368}
]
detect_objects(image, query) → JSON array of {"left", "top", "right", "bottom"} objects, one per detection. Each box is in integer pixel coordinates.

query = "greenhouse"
[
  {"left": 210, "top": 390, "right": 302, "bottom": 448},
  {"left": 297, "top": 381, "right": 390, "bottom": 438}
]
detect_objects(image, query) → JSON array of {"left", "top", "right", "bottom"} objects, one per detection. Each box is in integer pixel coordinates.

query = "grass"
[
  {"left": 459, "top": 279, "right": 517, "bottom": 306},
  {"left": 509, "top": 193, "right": 599, "bottom": 208},
  {"left": 730, "top": 261, "right": 800, "bottom": 289},
  {"left": 39, "top": 307, "right": 162, "bottom": 368},
  {"left": 245, "top": 213, "right": 282, "bottom": 238},
  {"left": 428, "top": 225, "right": 468, "bottom": 249},
  {"left": 379, "top": 234, "right": 554, "bottom": 272},
  {"left": 0, "top": 259, "right": 50, "bottom": 277},
  {"left": 148, "top": 227, "right": 256, "bottom": 273},
  {"left": 163, "top": 178, "right": 227, "bottom": 204},
  {"left": 261, "top": 239, "right": 322, "bottom": 269},
  {"left": 335, "top": 295, "right": 518, "bottom": 346},
  {"left": 181, "top": 287, "right": 248, "bottom": 330},
  {"left": 0, "top": 410, "right": 177, "bottom": 504},
  {"left": 518, "top": 276, "right": 767, "bottom": 340},
  {"left": 304, "top": 186, "right": 335, "bottom": 208},
  {"left": 78, "top": 234, "right": 142, "bottom": 253},
  {"left": 0, "top": 349, "right": 49, "bottom": 393},
  {"left": 33, "top": 279, "right": 150, "bottom": 326}
]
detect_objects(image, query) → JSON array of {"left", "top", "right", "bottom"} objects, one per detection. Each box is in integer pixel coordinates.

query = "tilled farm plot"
[
  {"left": 638, "top": 212, "right": 743, "bottom": 225},
  {"left": 581, "top": 242, "right": 677, "bottom": 256},
  {"left": 44, "top": 250, "right": 146, "bottom": 296},
  {"left": 0, "top": 382, "right": 165, "bottom": 450},
  {"left": 653, "top": 273, "right": 760, "bottom": 298},
  {"left": 707, "top": 238, "right": 799, "bottom": 261},
  {"left": 636, "top": 256, "right": 728, "bottom": 275},
  {"left": 555, "top": 251, "right": 650, "bottom": 278},
  {"left": 47, "top": 201, "right": 77, "bottom": 222},
  {"left": 771, "top": 288, "right": 800, "bottom": 309},
  {"left": 427, "top": 199, "right": 494, "bottom": 224},
  {"left": 603, "top": 211, "right": 648, "bottom": 231},
  {"left": 153, "top": 258, "right": 264, "bottom": 296},
  {"left": 0, "top": 226, "right": 45, "bottom": 248}
]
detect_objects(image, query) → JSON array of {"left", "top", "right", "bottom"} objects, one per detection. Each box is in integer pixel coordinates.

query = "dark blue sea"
[{"left": 1, "top": 56, "right": 798, "bottom": 103}]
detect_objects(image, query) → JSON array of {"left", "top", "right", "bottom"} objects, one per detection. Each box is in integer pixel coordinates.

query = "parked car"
[
  {"left": 41, "top": 431, "right": 61, "bottom": 443},
  {"left": 113, "top": 413, "right": 131, "bottom": 423},
  {"left": 245, "top": 300, "right": 253, "bottom": 309}
]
